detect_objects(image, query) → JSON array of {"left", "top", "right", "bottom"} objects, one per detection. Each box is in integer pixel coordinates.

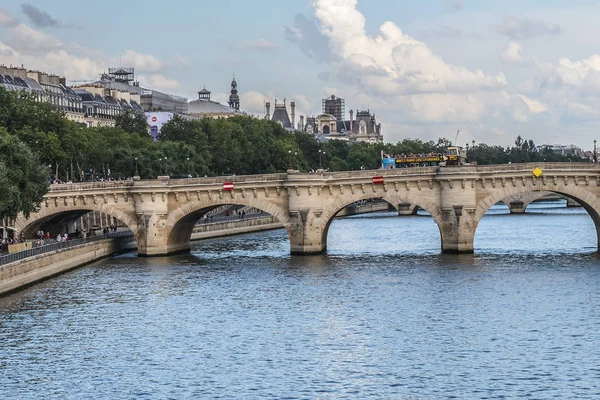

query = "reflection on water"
[{"left": 1, "top": 200, "right": 599, "bottom": 399}]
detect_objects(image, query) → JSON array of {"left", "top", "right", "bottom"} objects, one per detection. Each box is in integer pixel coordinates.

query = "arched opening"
[
  {"left": 475, "top": 189, "right": 600, "bottom": 254},
  {"left": 321, "top": 195, "right": 443, "bottom": 255},
  {"left": 17, "top": 207, "right": 138, "bottom": 244},
  {"left": 323, "top": 125, "right": 330, "bottom": 134},
  {"left": 166, "top": 201, "right": 287, "bottom": 254}
]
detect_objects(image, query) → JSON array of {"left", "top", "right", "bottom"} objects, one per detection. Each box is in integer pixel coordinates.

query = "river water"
[{"left": 1, "top": 201, "right": 600, "bottom": 399}]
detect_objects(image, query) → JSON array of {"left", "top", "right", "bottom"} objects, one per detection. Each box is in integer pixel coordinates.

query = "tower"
[
  {"left": 290, "top": 101, "right": 296, "bottom": 128},
  {"left": 228, "top": 77, "right": 240, "bottom": 110},
  {"left": 322, "top": 94, "right": 345, "bottom": 120}
]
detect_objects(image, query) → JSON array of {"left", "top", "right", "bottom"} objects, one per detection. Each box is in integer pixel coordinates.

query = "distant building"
[
  {"left": 188, "top": 78, "right": 244, "bottom": 118},
  {"left": 297, "top": 94, "right": 383, "bottom": 143},
  {"left": 266, "top": 99, "right": 296, "bottom": 130},
  {"left": 75, "top": 67, "right": 188, "bottom": 114},
  {"left": 538, "top": 144, "right": 586, "bottom": 158},
  {"left": 0, "top": 65, "right": 84, "bottom": 121},
  {"left": 0, "top": 65, "right": 145, "bottom": 127},
  {"left": 322, "top": 94, "right": 345, "bottom": 121}
]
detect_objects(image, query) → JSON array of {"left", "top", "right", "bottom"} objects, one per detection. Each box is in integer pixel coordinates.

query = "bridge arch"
[
  {"left": 165, "top": 197, "right": 291, "bottom": 254},
  {"left": 316, "top": 191, "right": 444, "bottom": 252},
  {"left": 474, "top": 186, "right": 600, "bottom": 250},
  {"left": 13, "top": 204, "right": 140, "bottom": 240}
]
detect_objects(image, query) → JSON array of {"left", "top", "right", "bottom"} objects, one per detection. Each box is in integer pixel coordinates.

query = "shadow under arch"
[
  {"left": 318, "top": 192, "right": 444, "bottom": 253},
  {"left": 474, "top": 187, "right": 600, "bottom": 251},
  {"left": 165, "top": 198, "right": 291, "bottom": 251},
  {"left": 15, "top": 205, "right": 140, "bottom": 241}
]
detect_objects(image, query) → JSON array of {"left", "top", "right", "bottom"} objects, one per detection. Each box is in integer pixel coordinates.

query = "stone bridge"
[{"left": 13, "top": 163, "right": 600, "bottom": 256}]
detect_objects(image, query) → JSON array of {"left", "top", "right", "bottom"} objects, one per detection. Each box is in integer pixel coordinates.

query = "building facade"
[
  {"left": 188, "top": 79, "right": 244, "bottom": 118},
  {"left": 297, "top": 94, "right": 383, "bottom": 144}
]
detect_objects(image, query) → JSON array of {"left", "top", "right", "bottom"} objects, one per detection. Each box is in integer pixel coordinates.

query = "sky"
[{"left": 1, "top": 0, "right": 600, "bottom": 149}]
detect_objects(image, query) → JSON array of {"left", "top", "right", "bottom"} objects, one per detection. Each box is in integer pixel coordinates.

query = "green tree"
[
  {"left": 0, "top": 129, "right": 49, "bottom": 219},
  {"left": 115, "top": 110, "right": 151, "bottom": 138}
]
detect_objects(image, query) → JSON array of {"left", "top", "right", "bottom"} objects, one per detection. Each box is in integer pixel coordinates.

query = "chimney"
[
  {"left": 265, "top": 102, "right": 271, "bottom": 120},
  {"left": 349, "top": 109, "right": 354, "bottom": 131},
  {"left": 48, "top": 74, "right": 60, "bottom": 85},
  {"left": 290, "top": 101, "right": 296, "bottom": 128},
  {"left": 299, "top": 115, "right": 305, "bottom": 131},
  {"left": 27, "top": 70, "right": 42, "bottom": 83}
]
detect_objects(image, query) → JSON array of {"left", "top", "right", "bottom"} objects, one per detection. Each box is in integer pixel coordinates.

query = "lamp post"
[
  {"left": 594, "top": 139, "right": 597, "bottom": 163},
  {"left": 134, "top": 157, "right": 139, "bottom": 177},
  {"left": 323, "top": 151, "right": 327, "bottom": 169},
  {"left": 164, "top": 156, "right": 168, "bottom": 176},
  {"left": 186, "top": 157, "right": 190, "bottom": 176},
  {"left": 288, "top": 150, "right": 292, "bottom": 170},
  {"left": 471, "top": 140, "right": 475, "bottom": 163},
  {"left": 319, "top": 149, "right": 323, "bottom": 170},
  {"left": 466, "top": 143, "right": 469, "bottom": 162},
  {"left": 294, "top": 152, "right": 298, "bottom": 170}
]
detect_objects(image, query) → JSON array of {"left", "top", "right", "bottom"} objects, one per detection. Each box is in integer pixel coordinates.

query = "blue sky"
[{"left": 2, "top": 0, "right": 600, "bottom": 149}]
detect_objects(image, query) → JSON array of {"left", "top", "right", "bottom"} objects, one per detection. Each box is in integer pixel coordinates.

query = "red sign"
[
  {"left": 223, "top": 182, "right": 234, "bottom": 191},
  {"left": 151, "top": 116, "right": 157, "bottom": 122},
  {"left": 372, "top": 176, "right": 384, "bottom": 185}
]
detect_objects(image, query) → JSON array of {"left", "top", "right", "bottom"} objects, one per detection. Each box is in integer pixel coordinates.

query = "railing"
[
  {"left": 0, "top": 230, "right": 134, "bottom": 267},
  {"left": 42, "top": 162, "right": 600, "bottom": 194}
]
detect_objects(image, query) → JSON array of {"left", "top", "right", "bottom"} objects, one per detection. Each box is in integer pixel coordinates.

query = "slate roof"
[
  {"left": 271, "top": 105, "right": 291, "bottom": 128},
  {"left": 188, "top": 98, "right": 242, "bottom": 115}
]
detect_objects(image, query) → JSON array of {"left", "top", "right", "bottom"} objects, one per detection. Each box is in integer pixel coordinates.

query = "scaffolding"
[
  {"left": 108, "top": 67, "right": 135, "bottom": 84},
  {"left": 322, "top": 94, "right": 345, "bottom": 120}
]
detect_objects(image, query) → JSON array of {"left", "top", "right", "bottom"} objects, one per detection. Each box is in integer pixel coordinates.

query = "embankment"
[{"left": 0, "top": 237, "right": 135, "bottom": 297}]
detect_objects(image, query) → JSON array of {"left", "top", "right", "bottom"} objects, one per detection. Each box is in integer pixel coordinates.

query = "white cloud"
[
  {"left": 446, "top": 0, "right": 464, "bottom": 11},
  {"left": 0, "top": 8, "right": 18, "bottom": 27},
  {"left": 496, "top": 15, "right": 561, "bottom": 40},
  {"left": 7, "top": 24, "right": 63, "bottom": 53},
  {"left": 242, "top": 39, "right": 280, "bottom": 52},
  {"left": 499, "top": 41, "right": 524, "bottom": 64},
  {"left": 138, "top": 74, "right": 180, "bottom": 91},
  {"left": 119, "top": 50, "right": 164, "bottom": 73},
  {"left": 240, "top": 91, "right": 268, "bottom": 115},
  {"left": 311, "top": 0, "right": 506, "bottom": 124},
  {"left": 175, "top": 54, "right": 191, "bottom": 67},
  {"left": 517, "top": 95, "right": 547, "bottom": 114}
]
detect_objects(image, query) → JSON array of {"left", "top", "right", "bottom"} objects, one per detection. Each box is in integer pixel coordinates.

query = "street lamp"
[
  {"left": 594, "top": 139, "right": 597, "bottom": 163},
  {"left": 323, "top": 151, "right": 327, "bottom": 169},
  {"left": 288, "top": 150, "right": 292, "bottom": 170},
  {"left": 164, "top": 156, "right": 168, "bottom": 176},
  {"left": 319, "top": 149, "right": 323, "bottom": 170},
  {"left": 134, "top": 157, "right": 139, "bottom": 177},
  {"left": 186, "top": 157, "right": 190, "bottom": 176},
  {"left": 466, "top": 143, "right": 469, "bottom": 162},
  {"left": 471, "top": 140, "right": 476, "bottom": 163}
]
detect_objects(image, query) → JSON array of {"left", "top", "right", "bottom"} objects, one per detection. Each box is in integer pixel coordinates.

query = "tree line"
[{"left": 0, "top": 86, "right": 588, "bottom": 219}]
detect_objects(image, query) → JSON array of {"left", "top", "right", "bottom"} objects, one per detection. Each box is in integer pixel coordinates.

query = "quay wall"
[
  {"left": 191, "top": 216, "right": 282, "bottom": 241},
  {"left": 0, "top": 237, "right": 135, "bottom": 297}
]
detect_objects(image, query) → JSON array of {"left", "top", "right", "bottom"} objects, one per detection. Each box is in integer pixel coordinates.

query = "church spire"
[{"left": 228, "top": 76, "right": 240, "bottom": 110}]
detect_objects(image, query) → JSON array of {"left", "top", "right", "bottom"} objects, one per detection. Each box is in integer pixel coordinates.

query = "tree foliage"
[
  {"left": 0, "top": 85, "right": 591, "bottom": 218},
  {"left": 0, "top": 129, "right": 48, "bottom": 219}
]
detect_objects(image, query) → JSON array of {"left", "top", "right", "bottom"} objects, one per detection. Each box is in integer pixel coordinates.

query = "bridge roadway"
[{"left": 13, "top": 163, "right": 600, "bottom": 256}]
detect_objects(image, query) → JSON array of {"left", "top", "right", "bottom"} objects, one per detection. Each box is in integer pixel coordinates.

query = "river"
[{"left": 1, "top": 200, "right": 600, "bottom": 399}]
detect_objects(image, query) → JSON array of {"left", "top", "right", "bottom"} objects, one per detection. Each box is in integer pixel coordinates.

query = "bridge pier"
[
  {"left": 509, "top": 201, "right": 526, "bottom": 214},
  {"left": 439, "top": 205, "right": 476, "bottom": 254},
  {"left": 288, "top": 210, "right": 326, "bottom": 255},
  {"left": 397, "top": 203, "right": 419, "bottom": 216}
]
